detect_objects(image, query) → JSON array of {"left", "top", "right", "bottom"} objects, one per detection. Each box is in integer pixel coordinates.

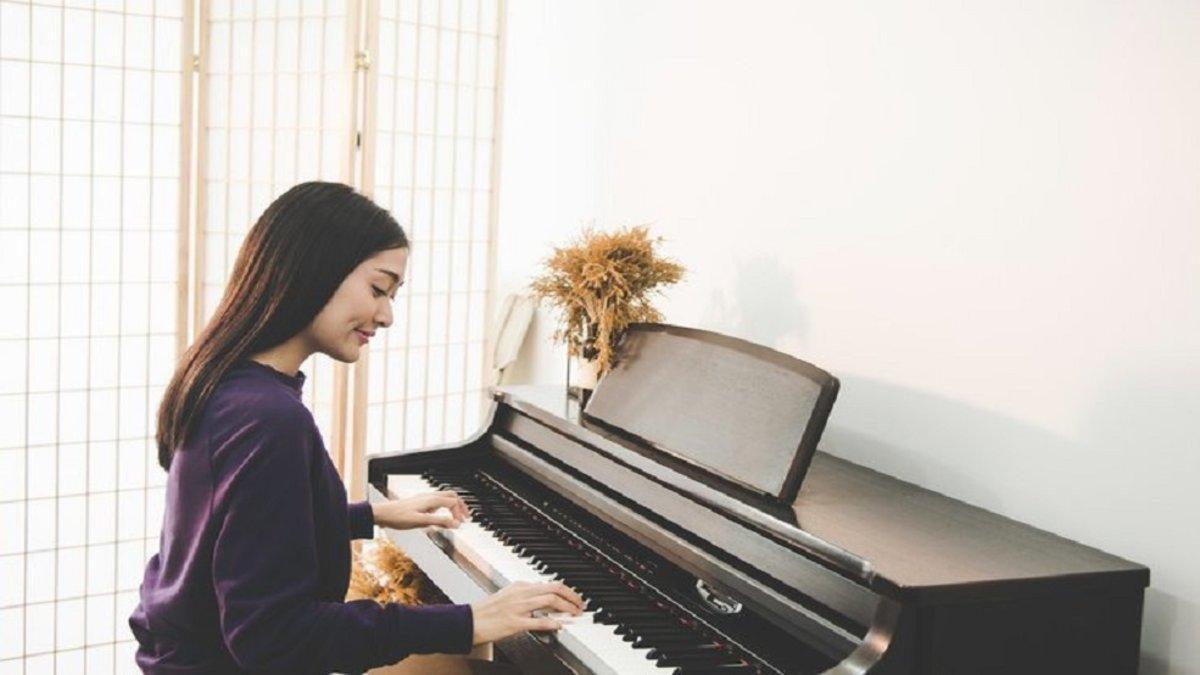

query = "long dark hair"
[{"left": 156, "top": 181, "right": 407, "bottom": 469}]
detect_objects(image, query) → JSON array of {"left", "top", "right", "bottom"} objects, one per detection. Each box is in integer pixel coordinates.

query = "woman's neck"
[{"left": 248, "top": 336, "right": 314, "bottom": 377}]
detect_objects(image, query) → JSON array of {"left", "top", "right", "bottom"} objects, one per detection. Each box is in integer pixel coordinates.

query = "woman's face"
[{"left": 306, "top": 246, "right": 408, "bottom": 363}]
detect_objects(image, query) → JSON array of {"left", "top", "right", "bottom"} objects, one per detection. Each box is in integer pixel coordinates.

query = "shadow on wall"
[
  {"left": 820, "top": 374, "right": 1193, "bottom": 675},
  {"left": 1139, "top": 587, "right": 1178, "bottom": 675},
  {"left": 502, "top": 300, "right": 558, "bottom": 385},
  {"left": 508, "top": 249, "right": 1196, "bottom": 672},
  {"left": 507, "top": 254, "right": 809, "bottom": 386},
  {"left": 699, "top": 254, "right": 809, "bottom": 352}
]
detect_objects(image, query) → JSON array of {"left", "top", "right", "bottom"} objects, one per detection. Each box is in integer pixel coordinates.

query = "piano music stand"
[{"left": 582, "top": 323, "right": 839, "bottom": 504}]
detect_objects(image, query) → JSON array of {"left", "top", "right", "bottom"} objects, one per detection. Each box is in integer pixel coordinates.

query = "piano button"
[{"left": 673, "top": 667, "right": 757, "bottom": 675}]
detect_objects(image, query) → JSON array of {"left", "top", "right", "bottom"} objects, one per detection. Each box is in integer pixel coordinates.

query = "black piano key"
[
  {"left": 591, "top": 598, "right": 658, "bottom": 608},
  {"left": 598, "top": 608, "right": 655, "bottom": 622},
  {"left": 580, "top": 589, "right": 643, "bottom": 600},
  {"left": 509, "top": 538, "right": 560, "bottom": 546},
  {"left": 420, "top": 467, "right": 775, "bottom": 673},
  {"left": 674, "top": 667, "right": 758, "bottom": 675},
  {"left": 553, "top": 574, "right": 614, "bottom": 584},
  {"left": 527, "top": 548, "right": 586, "bottom": 557},
  {"left": 615, "top": 621, "right": 693, "bottom": 633},
  {"left": 617, "top": 625, "right": 695, "bottom": 639},
  {"left": 643, "top": 643, "right": 724, "bottom": 657},
  {"left": 536, "top": 563, "right": 594, "bottom": 574},
  {"left": 595, "top": 609, "right": 667, "bottom": 624},
  {"left": 635, "top": 631, "right": 717, "bottom": 644},
  {"left": 579, "top": 590, "right": 646, "bottom": 599},
  {"left": 596, "top": 607, "right": 665, "bottom": 622},
  {"left": 541, "top": 558, "right": 594, "bottom": 568},
  {"left": 598, "top": 614, "right": 682, "bottom": 632},
  {"left": 656, "top": 654, "right": 745, "bottom": 669}
]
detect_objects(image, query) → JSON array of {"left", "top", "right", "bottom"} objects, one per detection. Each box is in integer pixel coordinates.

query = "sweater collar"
[{"left": 236, "top": 358, "right": 307, "bottom": 393}]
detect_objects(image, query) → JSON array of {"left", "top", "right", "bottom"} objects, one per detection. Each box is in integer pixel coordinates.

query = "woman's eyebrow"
[{"left": 374, "top": 268, "right": 401, "bottom": 285}]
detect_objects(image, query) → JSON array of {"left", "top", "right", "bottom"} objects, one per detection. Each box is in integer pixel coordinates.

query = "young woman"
[{"left": 129, "top": 182, "right": 583, "bottom": 674}]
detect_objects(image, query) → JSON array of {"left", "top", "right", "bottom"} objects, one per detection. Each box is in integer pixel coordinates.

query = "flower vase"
[{"left": 567, "top": 353, "right": 600, "bottom": 408}]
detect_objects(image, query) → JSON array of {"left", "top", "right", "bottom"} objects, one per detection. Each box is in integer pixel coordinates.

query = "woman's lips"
[{"left": 354, "top": 329, "right": 373, "bottom": 345}]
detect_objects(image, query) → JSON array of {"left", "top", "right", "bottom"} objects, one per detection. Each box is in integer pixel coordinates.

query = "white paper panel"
[
  {"left": 0, "top": 1, "right": 185, "bottom": 670},
  {"left": 361, "top": 0, "right": 501, "bottom": 452}
]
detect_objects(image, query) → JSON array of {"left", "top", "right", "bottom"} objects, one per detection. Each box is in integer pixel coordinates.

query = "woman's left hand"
[{"left": 371, "top": 491, "right": 470, "bottom": 530}]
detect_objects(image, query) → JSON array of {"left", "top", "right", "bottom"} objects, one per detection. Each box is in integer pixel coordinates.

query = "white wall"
[{"left": 494, "top": 2, "right": 1200, "bottom": 672}]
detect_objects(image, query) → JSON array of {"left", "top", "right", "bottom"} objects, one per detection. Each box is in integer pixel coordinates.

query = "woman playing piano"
[{"left": 129, "top": 182, "right": 584, "bottom": 674}]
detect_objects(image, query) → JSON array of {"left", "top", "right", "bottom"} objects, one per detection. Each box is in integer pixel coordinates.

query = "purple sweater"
[{"left": 129, "top": 359, "right": 472, "bottom": 673}]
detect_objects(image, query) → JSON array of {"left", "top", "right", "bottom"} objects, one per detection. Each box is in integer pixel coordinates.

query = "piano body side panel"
[
  {"left": 913, "top": 588, "right": 1145, "bottom": 675},
  {"left": 365, "top": 400, "right": 499, "bottom": 488}
]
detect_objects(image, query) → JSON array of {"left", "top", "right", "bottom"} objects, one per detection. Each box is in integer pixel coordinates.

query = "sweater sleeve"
[
  {"left": 347, "top": 501, "right": 376, "bottom": 540},
  {"left": 210, "top": 404, "right": 473, "bottom": 673}
]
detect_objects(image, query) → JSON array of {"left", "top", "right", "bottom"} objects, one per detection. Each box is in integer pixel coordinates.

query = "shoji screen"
[
  {"left": 0, "top": 0, "right": 506, "bottom": 669},
  {"left": 0, "top": 1, "right": 189, "bottom": 672},
  {"left": 353, "top": 0, "right": 504, "bottom": 491},
  {"left": 195, "top": 0, "right": 358, "bottom": 450}
]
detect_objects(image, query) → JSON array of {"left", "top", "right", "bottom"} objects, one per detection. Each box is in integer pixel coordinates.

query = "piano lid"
[{"left": 583, "top": 323, "right": 839, "bottom": 503}]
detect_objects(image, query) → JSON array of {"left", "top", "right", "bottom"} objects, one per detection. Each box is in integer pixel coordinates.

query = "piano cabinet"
[{"left": 366, "top": 325, "right": 1147, "bottom": 675}]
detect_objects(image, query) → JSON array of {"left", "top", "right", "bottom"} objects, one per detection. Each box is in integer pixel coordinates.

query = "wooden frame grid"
[
  {"left": 0, "top": 0, "right": 188, "bottom": 670},
  {"left": 350, "top": 0, "right": 506, "bottom": 500},
  {"left": 0, "top": 0, "right": 505, "bottom": 667}
]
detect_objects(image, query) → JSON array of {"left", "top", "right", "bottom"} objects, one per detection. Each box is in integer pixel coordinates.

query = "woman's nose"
[{"left": 375, "top": 301, "right": 393, "bottom": 328}]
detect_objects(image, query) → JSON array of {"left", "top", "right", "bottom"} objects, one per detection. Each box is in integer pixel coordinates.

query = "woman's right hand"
[{"left": 470, "top": 580, "right": 586, "bottom": 645}]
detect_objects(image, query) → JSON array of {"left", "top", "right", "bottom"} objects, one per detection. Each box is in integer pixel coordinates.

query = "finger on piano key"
[{"left": 390, "top": 473, "right": 675, "bottom": 674}]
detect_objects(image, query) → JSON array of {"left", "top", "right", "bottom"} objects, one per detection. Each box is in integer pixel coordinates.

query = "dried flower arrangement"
[
  {"left": 347, "top": 536, "right": 441, "bottom": 606},
  {"left": 529, "top": 225, "right": 685, "bottom": 376}
]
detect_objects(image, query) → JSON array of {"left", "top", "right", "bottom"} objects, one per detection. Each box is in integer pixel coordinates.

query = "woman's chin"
[{"left": 318, "top": 344, "right": 361, "bottom": 364}]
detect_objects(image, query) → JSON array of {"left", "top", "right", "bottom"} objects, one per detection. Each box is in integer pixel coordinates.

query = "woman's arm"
[
  {"left": 356, "top": 491, "right": 470, "bottom": 535},
  {"left": 211, "top": 404, "right": 472, "bottom": 673}
]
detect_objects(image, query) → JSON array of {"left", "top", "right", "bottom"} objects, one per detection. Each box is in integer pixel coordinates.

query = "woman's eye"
[{"left": 371, "top": 286, "right": 386, "bottom": 298}]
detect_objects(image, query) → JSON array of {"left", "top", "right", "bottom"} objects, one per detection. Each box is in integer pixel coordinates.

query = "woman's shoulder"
[
  {"left": 209, "top": 364, "right": 310, "bottom": 415},
  {"left": 198, "top": 365, "right": 321, "bottom": 461}
]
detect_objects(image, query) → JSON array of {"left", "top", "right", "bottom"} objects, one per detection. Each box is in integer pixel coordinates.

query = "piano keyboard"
[{"left": 390, "top": 470, "right": 774, "bottom": 675}]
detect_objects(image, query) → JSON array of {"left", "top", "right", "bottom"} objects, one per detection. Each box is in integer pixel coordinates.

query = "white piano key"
[{"left": 388, "top": 473, "right": 673, "bottom": 675}]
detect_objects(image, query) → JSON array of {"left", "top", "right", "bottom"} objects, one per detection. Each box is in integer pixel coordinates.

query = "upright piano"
[{"left": 367, "top": 324, "right": 1148, "bottom": 674}]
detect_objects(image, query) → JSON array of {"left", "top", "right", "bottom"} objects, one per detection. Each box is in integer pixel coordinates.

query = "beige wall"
[{"left": 494, "top": 2, "right": 1200, "bottom": 672}]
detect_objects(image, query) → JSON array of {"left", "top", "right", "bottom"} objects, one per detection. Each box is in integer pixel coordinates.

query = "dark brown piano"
[{"left": 368, "top": 323, "right": 1148, "bottom": 674}]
